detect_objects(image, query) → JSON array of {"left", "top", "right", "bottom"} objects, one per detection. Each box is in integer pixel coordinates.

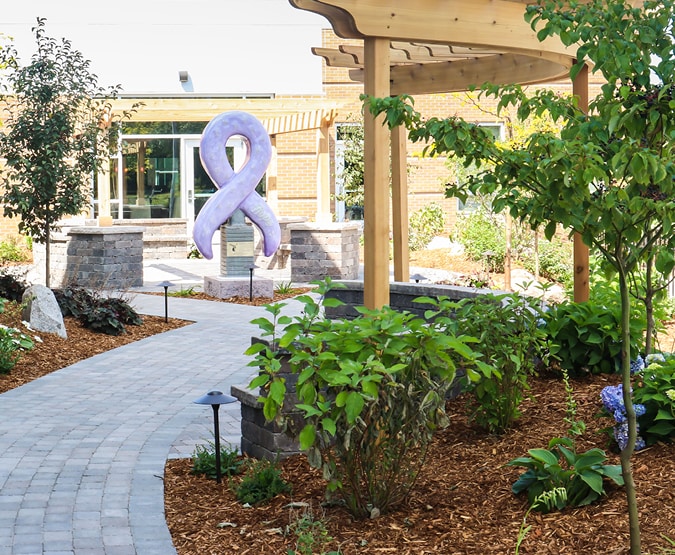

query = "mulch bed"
[{"left": 164, "top": 372, "right": 675, "bottom": 555}]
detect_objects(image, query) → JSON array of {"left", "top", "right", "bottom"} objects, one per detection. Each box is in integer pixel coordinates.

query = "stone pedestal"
[
  {"left": 288, "top": 222, "right": 361, "bottom": 283},
  {"left": 34, "top": 226, "right": 144, "bottom": 288}
]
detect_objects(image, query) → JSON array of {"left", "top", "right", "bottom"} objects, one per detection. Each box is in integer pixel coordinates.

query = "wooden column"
[
  {"left": 267, "top": 135, "right": 279, "bottom": 212},
  {"left": 363, "top": 37, "right": 391, "bottom": 309},
  {"left": 316, "top": 121, "right": 332, "bottom": 223},
  {"left": 572, "top": 64, "right": 590, "bottom": 302},
  {"left": 391, "top": 124, "right": 409, "bottom": 282},
  {"left": 96, "top": 165, "right": 113, "bottom": 226}
]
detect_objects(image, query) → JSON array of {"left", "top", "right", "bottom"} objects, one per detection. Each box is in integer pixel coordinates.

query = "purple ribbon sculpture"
[{"left": 193, "top": 111, "right": 281, "bottom": 259}]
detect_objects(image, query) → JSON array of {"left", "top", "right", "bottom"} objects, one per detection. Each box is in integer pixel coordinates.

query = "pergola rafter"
[{"left": 290, "top": 0, "right": 591, "bottom": 308}]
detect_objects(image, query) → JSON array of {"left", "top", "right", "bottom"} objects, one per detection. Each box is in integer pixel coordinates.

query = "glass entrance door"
[{"left": 183, "top": 137, "right": 246, "bottom": 235}]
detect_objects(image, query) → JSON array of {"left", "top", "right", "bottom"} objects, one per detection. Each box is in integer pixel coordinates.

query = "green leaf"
[
  {"left": 321, "top": 417, "right": 336, "bottom": 436},
  {"left": 345, "top": 391, "right": 365, "bottom": 424},
  {"left": 526, "top": 448, "right": 559, "bottom": 466},
  {"left": 578, "top": 469, "right": 604, "bottom": 494},
  {"left": 299, "top": 424, "right": 316, "bottom": 450}
]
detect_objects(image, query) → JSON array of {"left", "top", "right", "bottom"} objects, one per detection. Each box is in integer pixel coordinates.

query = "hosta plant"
[{"left": 507, "top": 439, "right": 624, "bottom": 512}]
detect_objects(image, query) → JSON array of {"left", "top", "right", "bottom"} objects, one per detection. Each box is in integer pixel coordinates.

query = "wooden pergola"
[{"left": 290, "top": 0, "right": 590, "bottom": 308}]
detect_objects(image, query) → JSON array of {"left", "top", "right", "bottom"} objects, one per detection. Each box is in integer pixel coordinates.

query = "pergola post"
[
  {"left": 96, "top": 166, "right": 113, "bottom": 226},
  {"left": 391, "top": 124, "right": 409, "bottom": 283},
  {"left": 363, "top": 37, "right": 391, "bottom": 309},
  {"left": 316, "top": 121, "right": 332, "bottom": 223},
  {"left": 572, "top": 63, "right": 590, "bottom": 302}
]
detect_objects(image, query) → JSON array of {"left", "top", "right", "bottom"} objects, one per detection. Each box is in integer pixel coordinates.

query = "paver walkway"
[{"left": 0, "top": 288, "right": 306, "bottom": 555}]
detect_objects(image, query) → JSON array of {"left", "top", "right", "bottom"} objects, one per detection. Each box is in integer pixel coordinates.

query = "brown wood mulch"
[{"left": 164, "top": 373, "right": 675, "bottom": 555}]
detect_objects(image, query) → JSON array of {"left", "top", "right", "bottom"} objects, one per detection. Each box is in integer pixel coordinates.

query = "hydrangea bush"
[{"left": 601, "top": 353, "right": 675, "bottom": 449}]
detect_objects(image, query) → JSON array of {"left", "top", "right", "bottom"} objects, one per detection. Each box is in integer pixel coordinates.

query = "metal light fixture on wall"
[{"left": 178, "top": 70, "right": 189, "bottom": 83}]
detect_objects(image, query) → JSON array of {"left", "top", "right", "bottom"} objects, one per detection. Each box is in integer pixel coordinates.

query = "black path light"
[
  {"left": 157, "top": 280, "right": 174, "bottom": 322},
  {"left": 410, "top": 273, "right": 427, "bottom": 283},
  {"left": 193, "top": 390, "right": 237, "bottom": 484},
  {"left": 248, "top": 264, "right": 259, "bottom": 302}
]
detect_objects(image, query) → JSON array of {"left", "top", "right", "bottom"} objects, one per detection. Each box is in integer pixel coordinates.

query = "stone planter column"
[
  {"left": 59, "top": 226, "right": 145, "bottom": 288},
  {"left": 288, "top": 222, "right": 361, "bottom": 283}
]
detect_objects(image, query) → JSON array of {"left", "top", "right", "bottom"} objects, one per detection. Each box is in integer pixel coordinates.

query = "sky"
[{"left": 1, "top": 1, "right": 328, "bottom": 95}]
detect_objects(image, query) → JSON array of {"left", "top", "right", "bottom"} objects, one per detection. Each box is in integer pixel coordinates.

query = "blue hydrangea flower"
[
  {"left": 601, "top": 384, "right": 625, "bottom": 415},
  {"left": 613, "top": 421, "right": 646, "bottom": 451},
  {"left": 630, "top": 355, "right": 645, "bottom": 375}
]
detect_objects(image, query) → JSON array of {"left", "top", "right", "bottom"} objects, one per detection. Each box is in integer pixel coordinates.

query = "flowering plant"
[
  {"left": 632, "top": 353, "right": 675, "bottom": 444},
  {"left": 601, "top": 353, "right": 675, "bottom": 449},
  {"left": 600, "top": 383, "right": 647, "bottom": 451}
]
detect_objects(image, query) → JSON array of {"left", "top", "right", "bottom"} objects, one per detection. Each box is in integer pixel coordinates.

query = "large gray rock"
[{"left": 21, "top": 285, "right": 67, "bottom": 339}]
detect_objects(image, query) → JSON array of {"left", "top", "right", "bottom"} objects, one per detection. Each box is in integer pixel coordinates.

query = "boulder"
[{"left": 21, "top": 285, "right": 67, "bottom": 339}]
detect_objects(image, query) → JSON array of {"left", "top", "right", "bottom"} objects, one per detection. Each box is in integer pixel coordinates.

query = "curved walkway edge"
[{"left": 0, "top": 292, "right": 307, "bottom": 555}]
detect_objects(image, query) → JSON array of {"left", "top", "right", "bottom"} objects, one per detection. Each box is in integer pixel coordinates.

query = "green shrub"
[
  {"left": 545, "top": 299, "right": 644, "bottom": 377},
  {"left": 54, "top": 287, "right": 142, "bottom": 335},
  {"left": 235, "top": 459, "right": 290, "bottom": 505},
  {"left": 191, "top": 442, "right": 242, "bottom": 481},
  {"left": 454, "top": 210, "right": 505, "bottom": 272},
  {"left": 520, "top": 237, "right": 573, "bottom": 287},
  {"left": 633, "top": 353, "right": 675, "bottom": 445},
  {"left": 0, "top": 237, "right": 30, "bottom": 263},
  {"left": 249, "top": 279, "right": 484, "bottom": 518},
  {"left": 427, "top": 293, "right": 549, "bottom": 433},
  {"left": 408, "top": 202, "right": 445, "bottom": 251}
]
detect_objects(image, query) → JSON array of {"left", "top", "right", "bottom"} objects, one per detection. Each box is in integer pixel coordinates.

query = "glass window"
[{"left": 121, "top": 138, "right": 182, "bottom": 219}]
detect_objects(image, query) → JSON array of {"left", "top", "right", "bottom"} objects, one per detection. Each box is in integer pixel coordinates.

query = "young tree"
[
  {"left": 0, "top": 18, "right": 134, "bottom": 286},
  {"left": 367, "top": 0, "right": 675, "bottom": 552}
]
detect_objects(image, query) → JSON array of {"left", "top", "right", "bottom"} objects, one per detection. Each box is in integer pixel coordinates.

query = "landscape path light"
[
  {"left": 248, "top": 264, "right": 259, "bottom": 302},
  {"left": 193, "top": 390, "right": 237, "bottom": 484},
  {"left": 410, "top": 273, "right": 427, "bottom": 283},
  {"left": 157, "top": 280, "right": 174, "bottom": 322}
]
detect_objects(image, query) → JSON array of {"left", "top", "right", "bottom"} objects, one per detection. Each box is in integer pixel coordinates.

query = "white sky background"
[{"left": 2, "top": 1, "right": 328, "bottom": 95}]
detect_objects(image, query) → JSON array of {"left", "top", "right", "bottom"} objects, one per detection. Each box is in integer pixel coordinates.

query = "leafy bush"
[
  {"left": 0, "top": 237, "right": 30, "bottom": 263},
  {"left": 191, "top": 442, "right": 242, "bottom": 481},
  {"left": 0, "top": 273, "right": 27, "bottom": 302},
  {"left": 544, "top": 295, "right": 645, "bottom": 376},
  {"left": 454, "top": 210, "right": 505, "bottom": 272},
  {"left": 520, "top": 237, "right": 573, "bottom": 287},
  {"left": 408, "top": 202, "right": 445, "bottom": 251},
  {"left": 0, "top": 316, "right": 35, "bottom": 374},
  {"left": 235, "top": 459, "right": 290, "bottom": 505},
  {"left": 54, "top": 287, "right": 142, "bottom": 335},
  {"left": 632, "top": 353, "right": 675, "bottom": 445},
  {"left": 249, "top": 279, "right": 483, "bottom": 518},
  {"left": 426, "top": 293, "right": 549, "bottom": 433}
]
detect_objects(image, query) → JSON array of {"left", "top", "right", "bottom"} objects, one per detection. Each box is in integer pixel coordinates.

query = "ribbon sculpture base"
[{"left": 203, "top": 274, "right": 274, "bottom": 300}]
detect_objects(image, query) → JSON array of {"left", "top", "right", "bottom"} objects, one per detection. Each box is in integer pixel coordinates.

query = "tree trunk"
[
  {"left": 618, "top": 267, "right": 642, "bottom": 555},
  {"left": 45, "top": 225, "right": 51, "bottom": 289},
  {"left": 644, "top": 256, "right": 654, "bottom": 356}
]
